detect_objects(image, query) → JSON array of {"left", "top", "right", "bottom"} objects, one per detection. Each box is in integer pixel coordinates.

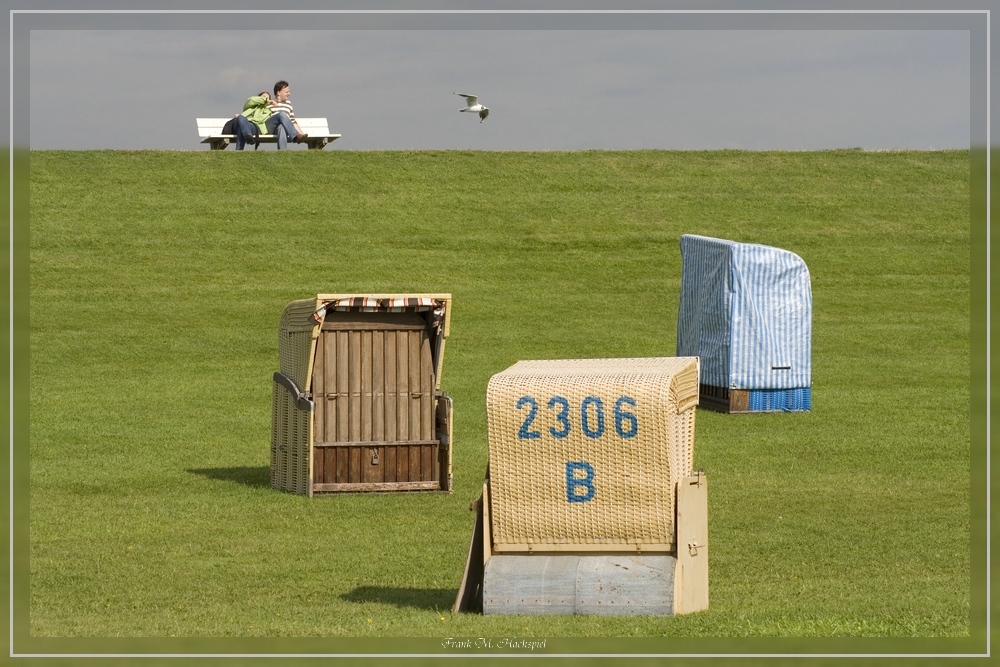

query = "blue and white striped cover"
[{"left": 676, "top": 234, "right": 812, "bottom": 391}]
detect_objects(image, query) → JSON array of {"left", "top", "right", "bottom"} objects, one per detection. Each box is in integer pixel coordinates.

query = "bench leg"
[
  {"left": 306, "top": 138, "right": 329, "bottom": 150},
  {"left": 209, "top": 139, "right": 230, "bottom": 150}
]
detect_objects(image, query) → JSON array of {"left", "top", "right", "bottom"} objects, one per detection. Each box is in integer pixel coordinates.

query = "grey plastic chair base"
[{"left": 483, "top": 554, "right": 677, "bottom": 616}]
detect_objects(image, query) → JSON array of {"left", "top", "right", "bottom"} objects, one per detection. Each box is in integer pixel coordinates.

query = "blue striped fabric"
[
  {"left": 676, "top": 234, "right": 812, "bottom": 391},
  {"left": 676, "top": 235, "right": 733, "bottom": 387},
  {"left": 748, "top": 387, "right": 812, "bottom": 412}
]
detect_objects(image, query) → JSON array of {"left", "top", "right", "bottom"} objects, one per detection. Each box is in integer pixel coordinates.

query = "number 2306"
[{"left": 516, "top": 395, "right": 639, "bottom": 440}]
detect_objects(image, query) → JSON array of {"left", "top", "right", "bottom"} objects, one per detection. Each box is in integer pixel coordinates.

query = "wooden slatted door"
[{"left": 312, "top": 312, "right": 440, "bottom": 492}]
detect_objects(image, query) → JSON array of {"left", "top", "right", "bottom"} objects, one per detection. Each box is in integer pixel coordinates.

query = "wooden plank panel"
[
  {"left": 482, "top": 481, "right": 492, "bottom": 564},
  {"left": 363, "top": 446, "right": 383, "bottom": 483},
  {"left": 313, "top": 481, "right": 440, "bottom": 493},
  {"left": 336, "top": 331, "right": 349, "bottom": 442},
  {"left": 321, "top": 311, "right": 426, "bottom": 331},
  {"left": 361, "top": 331, "right": 373, "bottom": 442},
  {"left": 384, "top": 331, "right": 397, "bottom": 444},
  {"left": 313, "top": 332, "right": 326, "bottom": 448},
  {"left": 409, "top": 331, "right": 421, "bottom": 440},
  {"left": 325, "top": 331, "right": 339, "bottom": 443},
  {"left": 385, "top": 443, "right": 397, "bottom": 483},
  {"left": 396, "top": 444, "right": 409, "bottom": 482},
  {"left": 349, "top": 445, "right": 361, "bottom": 483},
  {"left": 408, "top": 443, "right": 421, "bottom": 482},
  {"left": 325, "top": 442, "right": 337, "bottom": 484},
  {"left": 349, "top": 331, "right": 362, "bottom": 442},
  {"left": 313, "top": 446, "right": 324, "bottom": 485},
  {"left": 422, "top": 444, "right": 435, "bottom": 482},
  {"left": 307, "top": 306, "right": 453, "bottom": 491},
  {"left": 337, "top": 447, "right": 349, "bottom": 484},
  {"left": 373, "top": 330, "right": 385, "bottom": 442},
  {"left": 322, "top": 322, "right": 427, "bottom": 331},
  {"left": 320, "top": 320, "right": 426, "bottom": 331},
  {"left": 396, "top": 331, "right": 409, "bottom": 440},
  {"left": 313, "top": 440, "right": 439, "bottom": 448},
  {"left": 730, "top": 389, "right": 750, "bottom": 414},
  {"left": 420, "top": 331, "right": 434, "bottom": 440},
  {"left": 675, "top": 473, "right": 709, "bottom": 614}
]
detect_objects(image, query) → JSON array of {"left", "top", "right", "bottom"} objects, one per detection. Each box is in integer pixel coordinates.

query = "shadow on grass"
[
  {"left": 188, "top": 466, "right": 270, "bottom": 489},
  {"left": 342, "top": 586, "right": 456, "bottom": 611}
]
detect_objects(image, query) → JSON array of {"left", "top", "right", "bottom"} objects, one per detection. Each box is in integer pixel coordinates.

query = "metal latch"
[
  {"left": 688, "top": 543, "right": 706, "bottom": 556},
  {"left": 370, "top": 447, "right": 380, "bottom": 465}
]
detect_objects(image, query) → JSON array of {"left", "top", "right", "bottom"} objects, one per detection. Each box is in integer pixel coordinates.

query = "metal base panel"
[{"left": 483, "top": 554, "right": 677, "bottom": 616}]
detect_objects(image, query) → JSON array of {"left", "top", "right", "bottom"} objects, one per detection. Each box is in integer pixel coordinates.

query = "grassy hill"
[{"left": 27, "top": 149, "right": 970, "bottom": 641}]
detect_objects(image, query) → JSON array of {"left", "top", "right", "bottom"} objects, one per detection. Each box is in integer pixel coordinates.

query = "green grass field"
[{"left": 27, "top": 149, "right": 970, "bottom": 639}]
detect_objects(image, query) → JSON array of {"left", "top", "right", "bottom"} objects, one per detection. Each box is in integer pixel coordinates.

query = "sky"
[{"left": 18, "top": 10, "right": 980, "bottom": 151}]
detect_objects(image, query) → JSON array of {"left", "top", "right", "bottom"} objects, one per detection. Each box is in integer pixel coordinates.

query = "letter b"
[{"left": 565, "top": 461, "right": 595, "bottom": 503}]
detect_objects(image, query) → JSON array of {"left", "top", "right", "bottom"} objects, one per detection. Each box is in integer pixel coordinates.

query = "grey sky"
[{"left": 24, "top": 18, "right": 974, "bottom": 151}]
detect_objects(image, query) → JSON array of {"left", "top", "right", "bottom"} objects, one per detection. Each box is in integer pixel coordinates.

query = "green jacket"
[{"left": 240, "top": 96, "right": 273, "bottom": 133}]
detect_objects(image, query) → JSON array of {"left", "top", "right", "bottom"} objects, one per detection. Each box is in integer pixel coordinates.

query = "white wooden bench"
[{"left": 196, "top": 117, "right": 341, "bottom": 150}]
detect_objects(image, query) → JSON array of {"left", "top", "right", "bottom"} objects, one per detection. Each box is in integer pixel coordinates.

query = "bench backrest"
[{"left": 196, "top": 117, "right": 332, "bottom": 137}]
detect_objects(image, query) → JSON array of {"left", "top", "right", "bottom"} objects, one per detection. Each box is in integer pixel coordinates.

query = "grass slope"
[{"left": 28, "top": 149, "right": 969, "bottom": 637}]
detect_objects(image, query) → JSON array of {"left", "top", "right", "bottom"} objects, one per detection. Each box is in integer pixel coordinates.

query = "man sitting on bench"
[{"left": 268, "top": 80, "right": 308, "bottom": 148}]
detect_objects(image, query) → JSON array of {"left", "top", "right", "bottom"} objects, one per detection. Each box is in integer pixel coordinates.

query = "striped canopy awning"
[{"left": 311, "top": 296, "right": 446, "bottom": 327}]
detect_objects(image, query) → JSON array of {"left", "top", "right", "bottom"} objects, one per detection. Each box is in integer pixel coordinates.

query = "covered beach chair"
[{"left": 676, "top": 234, "right": 812, "bottom": 413}]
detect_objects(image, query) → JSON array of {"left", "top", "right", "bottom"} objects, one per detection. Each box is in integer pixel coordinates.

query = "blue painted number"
[
  {"left": 547, "top": 396, "right": 571, "bottom": 438},
  {"left": 516, "top": 396, "right": 540, "bottom": 439},
  {"left": 565, "top": 462, "right": 595, "bottom": 502},
  {"left": 614, "top": 396, "right": 639, "bottom": 438},
  {"left": 515, "top": 395, "right": 638, "bottom": 440},
  {"left": 580, "top": 396, "right": 605, "bottom": 439}
]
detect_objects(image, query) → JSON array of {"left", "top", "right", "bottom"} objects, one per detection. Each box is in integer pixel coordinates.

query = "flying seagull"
[{"left": 455, "top": 92, "right": 489, "bottom": 123}]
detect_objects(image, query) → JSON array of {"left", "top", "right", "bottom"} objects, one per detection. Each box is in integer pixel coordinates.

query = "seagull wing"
[
  {"left": 479, "top": 107, "right": 489, "bottom": 122},
  {"left": 454, "top": 92, "right": 478, "bottom": 106}
]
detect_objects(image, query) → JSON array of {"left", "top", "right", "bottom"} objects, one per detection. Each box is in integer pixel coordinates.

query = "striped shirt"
[{"left": 269, "top": 100, "right": 296, "bottom": 123}]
